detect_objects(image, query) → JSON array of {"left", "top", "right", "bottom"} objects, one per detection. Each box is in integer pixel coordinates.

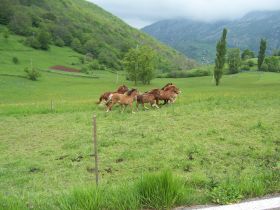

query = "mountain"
[
  {"left": 0, "top": 0, "right": 196, "bottom": 71},
  {"left": 142, "top": 10, "right": 280, "bottom": 63}
]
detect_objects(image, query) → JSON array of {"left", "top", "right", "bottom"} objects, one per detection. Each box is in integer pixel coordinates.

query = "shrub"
[
  {"left": 211, "top": 182, "right": 243, "bottom": 204},
  {"left": 3, "top": 28, "right": 9, "bottom": 39},
  {"left": 264, "top": 56, "right": 280, "bottom": 72},
  {"left": 241, "top": 49, "right": 255, "bottom": 60},
  {"left": 12, "top": 57, "right": 19, "bottom": 64},
  {"left": 25, "top": 37, "right": 41, "bottom": 49},
  {"left": 136, "top": 170, "right": 185, "bottom": 209},
  {"left": 80, "top": 66, "right": 89, "bottom": 74},
  {"left": 241, "top": 64, "right": 250, "bottom": 71},
  {"left": 24, "top": 67, "right": 41, "bottom": 81},
  {"left": 54, "top": 37, "right": 65, "bottom": 47},
  {"left": 89, "top": 60, "right": 100, "bottom": 70},
  {"left": 162, "top": 68, "right": 211, "bottom": 78},
  {"left": 247, "top": 60, "right": 255, "bottom": 67},
  {"left": 260, "top": 63, "right": 268, "bottom": 72}
]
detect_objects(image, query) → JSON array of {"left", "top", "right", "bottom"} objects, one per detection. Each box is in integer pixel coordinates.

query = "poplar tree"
[
  {"left": 214, "top": 28, "right": 227, "bottom": 86},
  {"left": 258, "top": 38, "right": 267, "bottom": 70}
]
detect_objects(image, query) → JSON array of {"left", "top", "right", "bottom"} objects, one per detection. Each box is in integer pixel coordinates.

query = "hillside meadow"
[{"left": 0, "top": 34, "right": 280, "bottom": 209}]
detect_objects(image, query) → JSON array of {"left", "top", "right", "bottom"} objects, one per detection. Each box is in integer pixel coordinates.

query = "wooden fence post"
[{"left": 93, "top": 114, "right": 99, "bottom": 185}]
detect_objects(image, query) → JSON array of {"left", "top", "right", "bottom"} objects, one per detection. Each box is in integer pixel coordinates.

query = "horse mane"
[
  {"left": 127, "top": 88, "right": 137, "bottom": 96},
  {"left": 149, "top": 88, "right": 160, "bottom": 94},
  {"left": 117, "top": 85, "right": 128, "bottom": 91},
  {"left": 164, "top": 85, "right": 176, "bottom": 91},
  {"left": 161, "top": 83, "right": 173, "bottom": 90}
]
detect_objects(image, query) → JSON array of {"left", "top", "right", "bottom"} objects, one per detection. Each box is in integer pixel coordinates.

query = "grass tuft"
[{"left": 136, "top": 170, "right": 185, "bottom": 209}]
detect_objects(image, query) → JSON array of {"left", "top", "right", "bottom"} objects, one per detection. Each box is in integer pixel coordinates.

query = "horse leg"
[
  {"left": 152, "top": 102, "right": 159, "bottom": 109},
  {"left": 131, "top": 103, "right": 135, "bottom": 114},
  {"left": 136, "top": 102, "right": 139, "bottom": 111},
  {"left": 106, "top": 102, "right": 112, "bottom": 112},
  {"left": 144, "top": 105, "right": 149, "bottom": 110},
  {"left": 121, "top": 104, "right": 127, "bottom": 113}
]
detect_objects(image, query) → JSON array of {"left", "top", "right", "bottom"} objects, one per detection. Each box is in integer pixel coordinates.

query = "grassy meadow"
[{"left": 0, "top": 35, "right": 280, "bottom": 209}]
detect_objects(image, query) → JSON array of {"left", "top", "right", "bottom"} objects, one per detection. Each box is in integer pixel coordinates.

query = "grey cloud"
[{"left": 89, "top": 0, "right": 280, "bottom": 28}]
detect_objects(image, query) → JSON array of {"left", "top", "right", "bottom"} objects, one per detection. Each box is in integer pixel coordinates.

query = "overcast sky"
[{"left": 88, "top": 0, "right": 280, "bottom": 28}]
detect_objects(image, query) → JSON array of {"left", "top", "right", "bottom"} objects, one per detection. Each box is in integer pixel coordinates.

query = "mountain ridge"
[{"left": 142, "top": 10, "right": 280, "bottom": 63}]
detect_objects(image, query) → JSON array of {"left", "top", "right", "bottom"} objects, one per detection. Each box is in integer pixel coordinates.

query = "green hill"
[
  {"left": 142, "top": 10, "right": 280, "bottom": 63},
  {"left": 0, "top": 0, "right": 196, "bottom": 72}
]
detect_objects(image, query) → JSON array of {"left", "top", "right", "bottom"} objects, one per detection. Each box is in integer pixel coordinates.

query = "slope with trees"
[{"left": 0, "top": 0, "right": 196, "bottom": 72}]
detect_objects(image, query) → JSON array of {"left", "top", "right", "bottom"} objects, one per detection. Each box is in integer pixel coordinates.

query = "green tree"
[
  {"left": 241, "top": 49, "right": 255, "bottom": 60},
  {"left": 228, "top": 48, "right": 241, "bottom": 74},
  {"left": 123, "top": 46, "right": 157, "bottom": 85},
  {"left": 214, "top": 28, "right": 227, "bottom": 86},
  {"left": 123, "top": 47, "right": 140, "bottom": 85},
  {"left": 37, "top": 30, "right": 51, "bottom": 50},
  {"left": 71, "top": 38, "right": 83, "bottom": 53},
  {"left": 258, "top": 38, "right": 267, "bottom": 71},
  {"left": 8, "top": 11, "right": 32, "bottom": 35},
  {"left": 138, "top": 46, "right": 157, "bottom": 84},
  {"left": 0, "top": 0, "right": 13, "bottom": 25}
]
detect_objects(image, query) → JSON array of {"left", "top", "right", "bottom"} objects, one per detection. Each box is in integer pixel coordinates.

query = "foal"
[
  {"left": 97, "top": 85, "right": 128, "bottom": 104},
  {"left": 106, "top": 89, "right": 138, "bottom": 113}
]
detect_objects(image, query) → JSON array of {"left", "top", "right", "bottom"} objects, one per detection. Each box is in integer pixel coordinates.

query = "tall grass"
[
  {"left": 56, "top": 171, "right": 186, "bottom": 210},
  {"left": 136, "top": 171, "right": 185, "bottom": 209}
]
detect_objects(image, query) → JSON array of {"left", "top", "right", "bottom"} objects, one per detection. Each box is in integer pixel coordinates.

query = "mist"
[{"left": 88, "top": 0, "right": 280, "bottom": 28}]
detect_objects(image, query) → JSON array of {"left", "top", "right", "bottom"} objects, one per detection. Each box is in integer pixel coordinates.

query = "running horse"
[
  {"left": 136, "top": 89, "right": 160, "bottom": 110},
  {"left": 106, "top": 88, "right": 138, "bottom": 113},
  {"left": 161, "top": 85, "right": 180, "bottom": 104},
  {"left": 147, "top": 83, "right": 180, "bottom": 105},
  {"left": 96, "top": 85, "right": 128, "bottom": 105}
]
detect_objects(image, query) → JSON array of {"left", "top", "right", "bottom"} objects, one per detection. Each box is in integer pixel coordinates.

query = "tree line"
[{"left": 214, "top": 29, "right": 280, "bottom": 86}]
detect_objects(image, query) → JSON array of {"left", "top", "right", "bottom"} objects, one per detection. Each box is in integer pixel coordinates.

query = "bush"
[
  {"left": 25, "top": 37, "right": 41, "bottom": 49},
  {"left": 80, "top": 66, "right": 89, "bottom": 74},
  {"left": 161, "top": 68, "right": 211, "bottom": 78},
  {"left": 211, "top": 182, "right": 243, "bottom": 204},
  {"left": 24, "top": 67, "right": 41, "bottom": 81},
  {"left": 136, "top": 171, "right": 185, "bottom": 209},
  {"left": 91, "top": 60, "right": 100, "bottom": 70},
  {"left": 247, "top": 60, "right": 255, "bottom": 67},
  {"left": 264, "top": 56, "right": 280, "bottom": 72},
  {"left": 241, "top": 64, "right": 250, "bottom": 71},
  {"left": 54, "top": 37, "right": 65, "bottom": 47},
  {"left": 260, "top": 63, "right": 268, "bottom": 72},
  {"left": 12, "top": 57, "right": 19, "bottom": 64}
]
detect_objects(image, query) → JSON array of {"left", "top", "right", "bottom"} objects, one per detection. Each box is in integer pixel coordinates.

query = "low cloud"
[{"left": 89, "top": 0, "right": 280, "bottom": 28}]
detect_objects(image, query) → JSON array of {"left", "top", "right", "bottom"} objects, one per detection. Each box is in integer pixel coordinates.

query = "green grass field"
[{"left": 0, "top": 35, "right": 279, "bottom": 209}]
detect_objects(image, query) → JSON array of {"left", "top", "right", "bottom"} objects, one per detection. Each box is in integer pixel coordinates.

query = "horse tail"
[
  {"left": 96, "top": 96, "right": 103, "bottom": 104},
  {"left": 105, "top": 93, "right": 113, "bottom": 106}
]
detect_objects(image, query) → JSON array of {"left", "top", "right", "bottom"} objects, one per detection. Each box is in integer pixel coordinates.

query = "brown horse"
[
  {"left": 106, "top": 88, "right": 138, "bottom": 113},
  {"left": 161, "top": 83, "right": 173, "bottom": 90},
  {"left": 162, "top": 85, "right": 180, "bottom": 104},
  {"left": 148, "top": 84, "right": 180, "bottom": 105},
  {"left": 97, "top": 85, "right": 128, "bottom": 104},
  {"left": 136, "top": 89, "right": 160, "bottom": 110}
]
